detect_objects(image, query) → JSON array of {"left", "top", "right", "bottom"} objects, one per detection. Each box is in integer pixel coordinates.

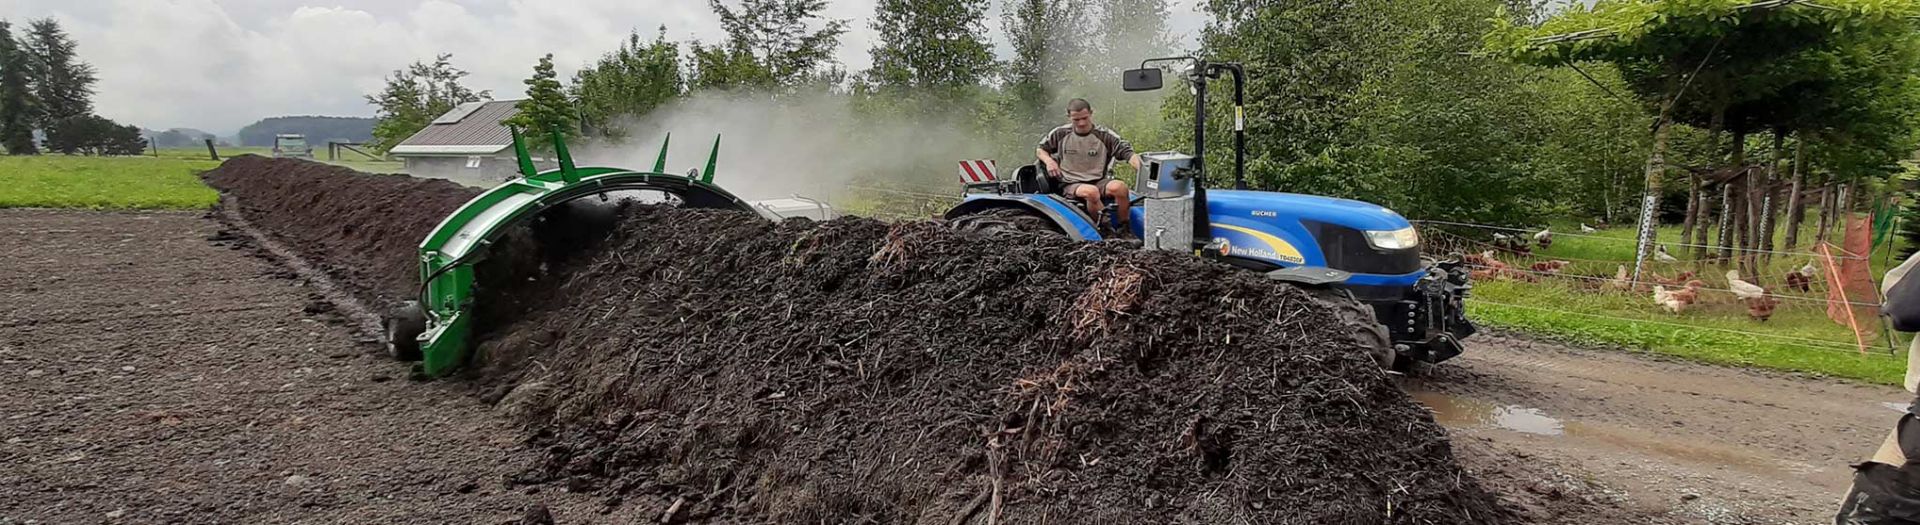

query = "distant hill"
[
  {"left": 236, "top": 116, "right": 375, "bottom": 147},
  {"left": 141, "top": 127, "right": 217, "bottom": 148}
]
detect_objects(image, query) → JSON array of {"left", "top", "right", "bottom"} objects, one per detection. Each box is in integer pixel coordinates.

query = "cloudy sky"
[{"left": 0, "top": 0, "right": 1210, "bottom": 135}]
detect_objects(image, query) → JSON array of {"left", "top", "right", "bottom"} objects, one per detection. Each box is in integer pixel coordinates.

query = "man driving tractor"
[{"left": 1037, "top": 98, "right": 1143, "bottom": 231}]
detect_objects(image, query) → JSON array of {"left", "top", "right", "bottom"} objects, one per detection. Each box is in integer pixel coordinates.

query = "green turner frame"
[{"left": 411, "top": 129, "right": 751, "bottom": 377}]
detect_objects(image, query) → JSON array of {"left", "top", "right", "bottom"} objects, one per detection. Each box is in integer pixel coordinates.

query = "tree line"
[
  {"left": 0, "top": 18, "right": 145, "bottom": 156},
  {"left": 367, "top": 0, "right": 1920, "bottom": 239},
  {"left": 368, "top": 0, "right": 1177, "bottom": 160}
]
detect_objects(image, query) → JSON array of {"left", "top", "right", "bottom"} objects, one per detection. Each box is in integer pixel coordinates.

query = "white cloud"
[{"left": 4, "top": 0, "right": 1206, "bottom": 134}]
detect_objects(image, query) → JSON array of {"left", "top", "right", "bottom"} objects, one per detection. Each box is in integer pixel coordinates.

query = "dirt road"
[
  {"left": 0, "top": 210, "right": 600, "bottom": 524},
  {"left": 1416, "top": 334, "right": 1908, "bottom": 524}
]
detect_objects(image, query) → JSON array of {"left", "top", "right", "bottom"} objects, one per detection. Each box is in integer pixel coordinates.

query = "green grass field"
[
  {"left": 1444, "top": 219, "right": 1910, "bottom": 385},
  {"left": 0, "top": 155, "right": 220, "bottom": 209}
]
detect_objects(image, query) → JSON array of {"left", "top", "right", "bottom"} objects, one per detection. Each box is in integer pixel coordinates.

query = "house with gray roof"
[{"left": 389, "top": 100, "right": 525, "bottom": 184}]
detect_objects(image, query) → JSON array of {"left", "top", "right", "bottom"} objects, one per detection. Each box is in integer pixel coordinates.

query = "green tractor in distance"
[{"left": 272, "top": 134, "right": 312, "bottom": 159}]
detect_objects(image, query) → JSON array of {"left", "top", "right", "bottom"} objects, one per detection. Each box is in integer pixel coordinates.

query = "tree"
[
  {"left": 1489, "top": 0, "right": 1920, "bottom": 278},
  {"left": 690, "top": 0, "right": 847, "bottom": 90},
  {"left": 43, "top": 114, "right": 143, "bottom": 155},
  {"left": 0, "top": 20, "right": 37, "bottom": 155},
  {"left": 573, "top": 29, "right": 684, "bottom": 138},
  {"left": 365, "top": 54, "right": 489, "bottom": 153},
  {"left": 22, "top": 19, "right": 93, "bottom": 129},
  {"left": 1176, "top": 0, "right": 1562, "bottom": 224},
  {"left": 1001, "top": 0, "right": 1078, "bottom": 124},
  {"left": 1096, "top": 0, "right": 1174, "bottom": 70},
  {"left": 866, "top": 0, "right": 996, "bottom": 92},
  {"left": 503, "top": 54, "right": 576, "bottom": 137}
]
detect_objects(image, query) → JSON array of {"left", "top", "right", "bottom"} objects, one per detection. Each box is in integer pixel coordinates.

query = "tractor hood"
[
  {"left": 1206, "top": 190, "right": 1413, "bottom": 232},
  {"left": 1191, "top": 190, "right": 1423, "bottom": 285}
]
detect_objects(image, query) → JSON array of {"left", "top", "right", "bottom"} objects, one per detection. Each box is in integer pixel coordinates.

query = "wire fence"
[{"left": 1416, "top": 219, "right": 1901, "bottom": 357}]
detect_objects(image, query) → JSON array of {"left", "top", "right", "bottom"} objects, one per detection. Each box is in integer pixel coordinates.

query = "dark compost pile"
[{"left": 202, "top": 157, "right": 1512, "bottom": 524}]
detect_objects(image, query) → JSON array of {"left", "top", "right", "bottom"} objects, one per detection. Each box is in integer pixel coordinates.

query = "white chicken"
[
  {"left": 1605, "top": 264, "right": 1632, "bottom": 291},
  {"left": 1652, "top": 281, "right": 1702, "bottom": 314},
  {"left": 1580, "top": 223, "right": 1598, "bottom": 233},
  {"left": 1533, "top": 228, "right": 1553, "bottom": 250},
  {"left": 1654, "top": 244, "right": 1679, "bottom": 263},
  {"left": 1726, "top": 270, "right": 1767, "bottom": 300}
]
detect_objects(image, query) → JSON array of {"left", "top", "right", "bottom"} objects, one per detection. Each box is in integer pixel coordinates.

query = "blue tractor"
[{"left": 943, "top": 57, "right": 1475, "bottom": 371}]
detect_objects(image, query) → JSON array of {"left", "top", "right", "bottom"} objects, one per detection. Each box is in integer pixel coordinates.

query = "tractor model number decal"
[
  {"left": 1212, "top": 223, "right": 1306, "bottom": 265},
  {"left": 1251, "top": 210, "right": 1277, "bottom": 218}
]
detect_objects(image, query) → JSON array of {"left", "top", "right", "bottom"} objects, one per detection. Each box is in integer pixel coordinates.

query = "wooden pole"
[{"left": 204, "top": 138, "right": 219, "bottom": 161}]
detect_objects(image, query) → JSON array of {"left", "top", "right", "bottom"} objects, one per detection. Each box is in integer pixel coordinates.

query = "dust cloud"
[{"left": 577, "top": 91, "right": 1023, "bottom": 202}]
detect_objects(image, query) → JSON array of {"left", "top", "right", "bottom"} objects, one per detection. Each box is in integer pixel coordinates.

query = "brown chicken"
[
  {"left": 1785, "top": 270, "right": 1812, "bottom": 293},
  {"left": 1529, "top": 260, "right": 1571, "bottom": 274},
  {"left": 1653, "top": 280, "right": 1705, "bottom": 314},
  {"left": 1651, "top": 270, "right": 1696, "bottom": 287},
  {"left": 1746, "top": 295, "right": 1781, "bottom": 321}
]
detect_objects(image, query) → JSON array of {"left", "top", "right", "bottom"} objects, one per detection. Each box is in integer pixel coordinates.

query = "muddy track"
[{"left": 1414, "top": 333, "right": 1906, "bottom": 524}]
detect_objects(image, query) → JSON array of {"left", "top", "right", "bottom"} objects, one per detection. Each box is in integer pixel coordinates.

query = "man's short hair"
[{"left": 1066, "top": 98, "right": 1092, "bottom": 113}]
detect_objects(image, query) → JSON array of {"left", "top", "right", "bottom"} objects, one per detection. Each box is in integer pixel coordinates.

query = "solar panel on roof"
[{"left": 432, "top": 101, "right": 488, "bottom": 125}]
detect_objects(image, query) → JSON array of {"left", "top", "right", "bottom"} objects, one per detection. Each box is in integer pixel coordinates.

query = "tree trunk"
[
  {"left": 1783, "top": 136, "right": 1807, "bottom": 250},
  {"left": 1632, "top": 115, "right": 1672, "bottom": 283},
  {"left": 1818, "top": 183, "right": 1836, "bottom": 245},
  {"left": 1681, "top": 173, "right": 1701, "bottom": 248},
  {"left": 1760, "top": 131, "right": 1784, "bottom": 264},
  {"left": 1684, "top": 120, "right": 1723, "bottom": 253},
  {"left": 1725, "top": 129, "right": 1748, "bottom": 264}
]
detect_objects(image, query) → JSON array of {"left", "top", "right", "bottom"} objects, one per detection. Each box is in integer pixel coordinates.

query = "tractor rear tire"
[
  {"left": 384, "top": 301, "right": 426, "bottom": 362},
  {"left": 951, "top": 207, "right": 1061, "bottom": 236}
]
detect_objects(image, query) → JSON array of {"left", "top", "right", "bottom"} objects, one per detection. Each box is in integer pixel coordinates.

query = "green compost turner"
[{"left": 383, "top": 129, "right": 754, "bottom": 377}]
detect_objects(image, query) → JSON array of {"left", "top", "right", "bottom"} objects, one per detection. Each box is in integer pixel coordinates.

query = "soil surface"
[
  {"left": 1412, "top": 333, "right": 1908, "bottom": 524},
  {"left": 0, "top": 209, "right": 599, "bottom": 524}
]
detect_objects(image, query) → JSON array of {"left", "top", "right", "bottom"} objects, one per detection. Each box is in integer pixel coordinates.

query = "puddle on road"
[
  {"left": 1410, "top": 392, "right": 1564, "bottom": 435},
  {"left": 1411, "top": 391, "right": 1797, "bottom": 475}
]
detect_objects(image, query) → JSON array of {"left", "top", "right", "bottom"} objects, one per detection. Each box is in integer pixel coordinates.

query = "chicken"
[
  {"left": 1529, "top": 260, "right": 1571, "bottom": 274},
  {"left": 1605, "top": 264, "right": 1632, "bottom": 291},
  {"left": 1654, "top": 244, "right": 1679, "bottom": 263},
  {"left": 1653, "top": 270, "right": 1696, "bottom": 287},
  {"left": 1800, "top": 261, "right": 1821, "bottom": 280},
  {"left": 1491, "top": 233, "right": 1532, "bottom": 256},
  {"left": 1745, "top": 295, "right": 1780, "bottom": 321},
  {"left": 1784, "top": 269, "right": 1812, "bottom": 293},
  {"left": 1464, "top": 251, "right": 1508, "bottom": 282},
  {"left": 1580, "top": 223, "right": 1598, "bottom": 233},
  {"left": 1726, "top": 270, "right": 1767, "bottom": 300},
  {"left": 1653, "top": 280, "right": 1704, "bottom": 314},
  {"left": 1533, "top": 228, "right": 1553, "bottom": 250}
]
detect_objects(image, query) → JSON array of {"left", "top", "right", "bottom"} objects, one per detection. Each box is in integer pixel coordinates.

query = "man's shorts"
[{"left": 1061, "top": 177, "right": 1118, "bottom": 197}]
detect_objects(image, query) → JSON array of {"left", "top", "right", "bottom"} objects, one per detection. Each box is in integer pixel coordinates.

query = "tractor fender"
[{"left": 944, "top": 195, "right": 1102, "bottom": 241}]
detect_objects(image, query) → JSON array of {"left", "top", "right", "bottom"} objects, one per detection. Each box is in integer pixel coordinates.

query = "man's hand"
[{"left": 1036, "top": 148, "right": 1062, "bottom": 179}]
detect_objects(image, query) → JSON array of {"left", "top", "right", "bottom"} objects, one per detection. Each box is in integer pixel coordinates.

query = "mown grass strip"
[{"left": 0, "top": 155, "right": 220, "bottom": 209}]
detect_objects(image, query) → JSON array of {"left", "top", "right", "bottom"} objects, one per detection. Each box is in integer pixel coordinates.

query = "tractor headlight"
[{"left": 1364, "top": 227, "right": 1420, "bottom": 250}]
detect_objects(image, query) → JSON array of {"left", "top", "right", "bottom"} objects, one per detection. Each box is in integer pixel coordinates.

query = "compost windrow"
[
  {"left": 470, "top": 207, "right": 1510, "bottom": 523},
  {"left": 201, "top": 155, "right": 482, "bottom": 310},
  {"left": 202, "top": 158, "right": 1511, "bottom": 523}
]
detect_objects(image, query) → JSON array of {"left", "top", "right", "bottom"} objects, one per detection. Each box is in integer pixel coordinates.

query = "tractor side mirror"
[{"left": 1123, "top": 68, "right": 1163, "bottom": 92}]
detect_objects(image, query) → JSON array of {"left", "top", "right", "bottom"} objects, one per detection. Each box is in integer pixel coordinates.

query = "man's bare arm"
[
  {"left": 1129, "top": 153, "right": 1143, "bottom": 172},
  {"left": 1038, "top": 148, "right": 1062, "bottom": 177}
]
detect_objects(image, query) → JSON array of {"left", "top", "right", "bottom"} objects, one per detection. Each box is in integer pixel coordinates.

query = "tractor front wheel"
[{"left": 384, "top": 301, "right": 426, "bottom": 361}]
